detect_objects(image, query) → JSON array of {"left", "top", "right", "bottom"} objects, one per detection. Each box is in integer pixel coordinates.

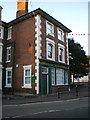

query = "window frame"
[
  {"left": 6, "top": 47, "right": 11, "bottom": 63},
  {"left": 46, "top": 21, "right": 54, "bottom": 37},
  {"left": 64, "top": 70, "right": 68, "bottom": 85},
  {"left": 22, "top": 65, "right": 32, "bottom": 88},
  {"left": 58, "top": 44, "right": 65, "bottom": 63},
  {"left": 0, "top": 45, "right": 2, "bottom": 63},
  {"left": 51, "top": 68, "right": 55, "bottom": 85},
  {"left": 0, "top": 26, "right": 4, "bottom": 39},
  {"left": 48, "top": 43, "right": 53, "bottom": 59},
  {"left": 57, "top": 28, "right": 64, "bottom": 41},
  {"left": 7, "top": 27, "right": 12, "bottom": 40},
  {"left": 56, "top": 68, "right": 64, "bottom": 85},
  {"left": 5, "top": 67, "right": 12, "bottom": 87},
  {"left": 46, "top": 38, "right": 55, "bottom": 61}
]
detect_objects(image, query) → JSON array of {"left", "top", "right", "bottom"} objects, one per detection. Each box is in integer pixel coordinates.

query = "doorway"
[{"left": 40, "top": 67, "right": 49, "bottom": 95}]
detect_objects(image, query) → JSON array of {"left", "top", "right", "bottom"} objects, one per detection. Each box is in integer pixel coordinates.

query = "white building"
[{"left": 0, "top": 6, "right": 3, "bottom": 90}]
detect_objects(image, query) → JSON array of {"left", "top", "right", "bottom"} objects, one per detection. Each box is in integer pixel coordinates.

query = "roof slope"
[{"left": 3, "top": 8, "right": 72, "bottom": 33}]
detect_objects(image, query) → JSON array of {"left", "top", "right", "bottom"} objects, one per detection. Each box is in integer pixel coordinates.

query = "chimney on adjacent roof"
[{"left": 16, "top": 0, "right": 28, "bottom": 18}]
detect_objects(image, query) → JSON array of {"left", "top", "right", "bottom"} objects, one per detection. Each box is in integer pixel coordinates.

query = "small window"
[
  {"left": 59, "top": 48, "right": 63, "bottom": 61},
  {"left": 58, "top": 44, "right": 65, "bottom": 63},
  {"left": 6, "top": 67, "right": 12, "bottom": 87},
  {"left": 58, "top": 28, "right": 64, "bottom": 41},
  {"left": 46, "top": 21, "right": 54, "bottom": 36},
  {"left": 47, "top": 39, "right": 55, "bottom": 61},
  {"left": 0, "top": 27, "right": 3, "bottom": 39},
  {"left": 6, "top": 47, "right": 11, "bottom": 62},
  {"left": 42, "top": 67, "right": 48, "bottom": 74},
  {"left": 0, "top": 46, "right": 2, "bottom": 62},
  {"left": 23, "top": 65, "right": 32, "bottom": 88},
  {"left": 7, "top": 27, "right": 12, "bottom": 40},
  {"left": 48, "top": 44, "right": 53, "bottom": 58}
]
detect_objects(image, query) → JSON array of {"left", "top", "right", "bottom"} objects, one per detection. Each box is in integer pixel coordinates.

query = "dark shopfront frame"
[{"left": 39, "top": 59, "right": 70, "bottom": 95}]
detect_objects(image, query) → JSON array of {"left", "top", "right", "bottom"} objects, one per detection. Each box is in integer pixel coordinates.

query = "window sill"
[
  {"left": 22, "top": 86, "right": 32, "bottom": 89},
  {"left": 5, "top": 85, "right": 12, "bottom": 88},
  {"left": 7, "top": 38, "right": 12, "bottom": 40},
  {"left": 47, "top": 57, "right": 55, "bottom": 61},
  {"left": 58, "top": 39, "right": 64, "bottom": 42},
  {"left": 6, "top": 61, "right": 11, "bottom": 63},
  {"left": 58, "top": 61, "right": 65, "bottom": 64},
  {"left": 47, "top": 33, "right": 54, "bottom": 37}
]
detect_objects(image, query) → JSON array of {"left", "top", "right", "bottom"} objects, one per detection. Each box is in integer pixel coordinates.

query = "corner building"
[{"left": 2, "top": 0, "right": 72, "bottom": 95}]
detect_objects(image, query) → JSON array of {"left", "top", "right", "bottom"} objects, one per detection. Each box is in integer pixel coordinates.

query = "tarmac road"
[{"left": 2, "top": 97, "right": 88, "bottom": 118}]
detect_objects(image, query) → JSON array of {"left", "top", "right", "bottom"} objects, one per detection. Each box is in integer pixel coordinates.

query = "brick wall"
[{"left": 41, "top": 16, "right": 67, "bottom": 63}]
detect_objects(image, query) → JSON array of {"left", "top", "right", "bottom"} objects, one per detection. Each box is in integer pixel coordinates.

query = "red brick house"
[{"left": 2, "top": 0, "right": 71, "bottom": 95}]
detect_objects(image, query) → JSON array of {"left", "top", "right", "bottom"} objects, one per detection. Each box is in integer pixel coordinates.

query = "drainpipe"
[{"left": 12, "top": 41, "right": 15, "bottom": 93}]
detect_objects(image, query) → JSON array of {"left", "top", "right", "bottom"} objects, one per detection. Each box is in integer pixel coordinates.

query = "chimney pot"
[{"left": 16, "top": 0, "right": 28, "bottom": 18}]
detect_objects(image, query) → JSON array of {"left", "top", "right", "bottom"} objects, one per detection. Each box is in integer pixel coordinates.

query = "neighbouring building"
[
  {"left": 87, "top": 56, "right": 90, "bottom": 82},
  {"left": 2, "top": 0, "right": 71, "bottom": 95},
  {"left": 0, "top": 6, "right": 3, "bottom": 90}
]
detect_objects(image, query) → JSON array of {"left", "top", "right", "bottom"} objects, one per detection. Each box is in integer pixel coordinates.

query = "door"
[
  {"left": 40, "top": 67, "right": 49, "bottom": 95},
  {"left": 42, "top": 74, "right": 47, "bottom": 95}
]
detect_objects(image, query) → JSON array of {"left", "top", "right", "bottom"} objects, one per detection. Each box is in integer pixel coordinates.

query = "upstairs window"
[
  {"left": 0, "top": 26, "right": 3, "bottom": 39},
  {"left": 47, "top": 39, "right": 55, "bottom": 61},
  {"left": 48, "top": 44, "right": 53, "bottom": 58},
  {"left": 46, "top": 21, "right": 54, "bottom": 36},
  {"left": 58, "top": 44, "right": 65, "bottom": 63},
  {"left": 6, "top": 47, "right": 11, "bottom": 63},
  {"left": 7, "top": 27, "right": 12, "bottom": 40},
  {"left": 58, "top": 28, "right": 64, "bottom": 41},
  {"left": 59, "top": 48, "right": 63, "bottom": 61}
]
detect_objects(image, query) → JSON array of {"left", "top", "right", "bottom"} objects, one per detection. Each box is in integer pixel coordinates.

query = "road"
[{"left": 2, "top": 97, "right": 88, "bottom": 118}]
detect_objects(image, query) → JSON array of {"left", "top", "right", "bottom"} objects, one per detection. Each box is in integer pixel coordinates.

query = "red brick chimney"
[{"left": 16, "top": 0, "right": 28, "bottom": 18}]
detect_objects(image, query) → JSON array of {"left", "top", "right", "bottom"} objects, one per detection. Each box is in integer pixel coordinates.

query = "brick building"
[
  {"left": 2, "top": 0, "right": 71, "bottom": 95},
  {"left": 0, "top": 6, "right": 3, "bottom": 90}
]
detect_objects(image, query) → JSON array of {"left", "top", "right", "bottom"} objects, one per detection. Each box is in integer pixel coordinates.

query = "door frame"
[{"left": 41, "top": 66, "right": 49, "bottom": 95}]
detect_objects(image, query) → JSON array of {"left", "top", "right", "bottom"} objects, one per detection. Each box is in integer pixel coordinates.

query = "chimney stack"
[{"left": 16, "top": 0, "right": 28, "bottom": 18}]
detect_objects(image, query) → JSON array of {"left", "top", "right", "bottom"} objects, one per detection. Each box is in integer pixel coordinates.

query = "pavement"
[{"left": 2, "top": 84, "right": 89, "bottom": 105}]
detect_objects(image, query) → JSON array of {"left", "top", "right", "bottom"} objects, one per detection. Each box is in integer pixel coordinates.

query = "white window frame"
[
  {"left": 0, "top": 26, "right": 4, "bottom": 39},
  {"left": 64, "top": 70, "right": 68, "bottom": 85},
  {"left": 46, "top": 38, "right": 55, "bottom": 61},
  {"left": 7, "top": 27, "right": 12, "bottom": 40},
  {"left": 6, "top": 47, "right": 11, "bottom": 63},
  {"left": 0, "top": 45, "right": 3, "bottom": 63},
  {"left": 46, "top": 20, "right": 54, "bottom": 37},
  {"left": 56, "top": 68, "right": 64, "bottom": 85},
  {"left": 58, "top": 44, "right": 65, "bottom": 63},
  {"left": 57, "top": 28, "right": 64, "bottom": 41},
  {"left": 42, "top": 66, "right": 48, "bottom": 74},
  {"left": 22, "top": 65, "right": 32, "bottom": 88},
  {"left": 51, "top": 68, "right": 55, "bottom": 85},
  {"left": 5, "top": 67, "right": 12, "bottom": 87}
]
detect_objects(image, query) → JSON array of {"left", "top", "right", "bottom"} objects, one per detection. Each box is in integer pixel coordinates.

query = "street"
[{"left": 2, "top": 97, "right": 88, "bottom": 118}]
